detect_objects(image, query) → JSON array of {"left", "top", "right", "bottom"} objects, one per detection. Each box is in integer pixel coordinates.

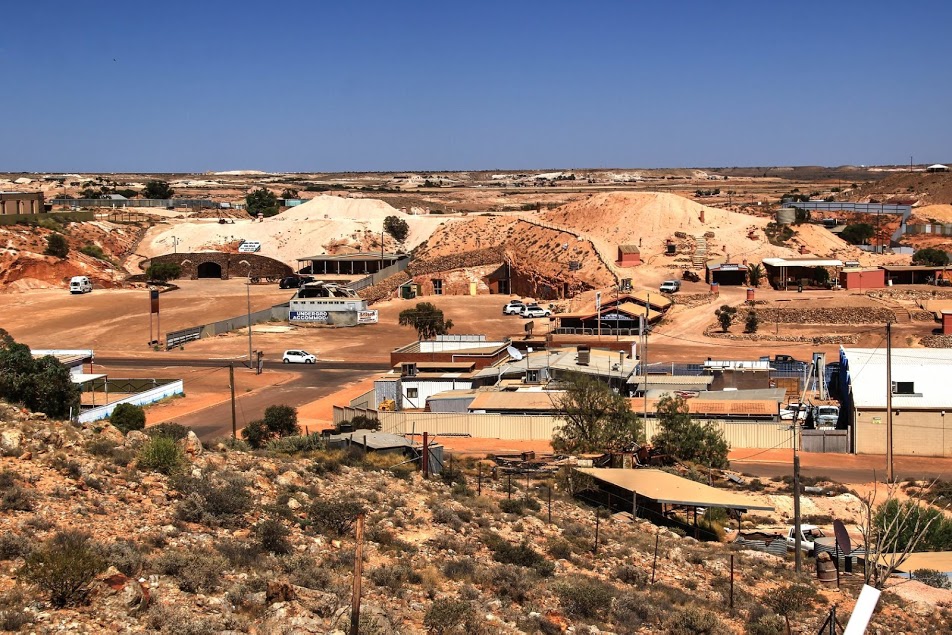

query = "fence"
[
  {"left": 166, "top": 302, "right": 290, "bottom": 350},
  {"left": 50, "top": 198, "right": 217, "bottom": 209},
  {"left": 332, "top": 407, "right": 794, "bottom": 449},
  {"left": 78, "top": 379, "right": 183, "bottom": 423},
  {"left": 781, "top": 201, "right": 911, "bottom": 215},
  {"left": 346, "top": 257, "right": 411, "bottom": 292},
  {"left": 801, "top": 429, "right": 850, "bottom": 453}
]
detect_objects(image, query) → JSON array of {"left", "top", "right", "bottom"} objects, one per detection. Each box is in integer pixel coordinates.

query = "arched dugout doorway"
[{"left": 196, "top": 261, "right": 223, "bottom": 279}]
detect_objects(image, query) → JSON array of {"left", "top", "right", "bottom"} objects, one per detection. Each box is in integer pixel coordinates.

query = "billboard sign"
[
  {"left": 289, "top": 310, "right": 329, "bottom": 322},
  {"left": 357, "top": 310, "right": 379, "bottom": 324}
]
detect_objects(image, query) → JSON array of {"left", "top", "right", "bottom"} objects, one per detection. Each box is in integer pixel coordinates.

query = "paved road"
[
  {"left": 94, "top": 357, "right": 389, "bottom": 372},
  {"left": 173, "top": 367, "right": 374, "bottom": 442},
  {"left": 731, "top": 453, "right": 952, "bottom": 482}
]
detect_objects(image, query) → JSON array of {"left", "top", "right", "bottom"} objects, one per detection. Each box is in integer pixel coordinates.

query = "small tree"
[
  {"left": 813, "top": 266, "right": 830, "bottom": 285},
  {"left": 280, "top": 188, "right": 299, "bottom": 200},
  {"left": 793, "top": 207, "right": 811, "bottom": 225},
  {"left": 110, "top": 403, "right": 146, "bottom": 434},
  {"left": 652, "top": 394, "right": 729, "bottom": 468},
  {"left": 745, "top": 311, "right": 759, "bottom": 333},
  {"left": 45, "top": 234, "right": 69, "bottom": 259},
  {"left": 246, "top": 188, "right": 280, "bottom": 217},
  {"left": 383, "top": 215, "right": 410, "bottom": 242},
  {"left": 747, "top": 263, "right": 764, "bottom": 287},
  {"left": 858, "top": 480, "right": 950, "bottom": 589},
  {"left": 840, "top": 223, "right": 875, "bottom": 245},
  {"left": 242, "top": 404, "right": 300, "bottom": 448},
  {"left": 714, "top": 305, "right": 737, "bottom": 332},
  {"left": 552, "top": 372, "right": 642, "bottom": 453},
  {"left": 398, "top": 302, "right": 453, "bottom": 340},
  {"left": 142, "top": 180, "right": 174, "bottom": 199},
  {"left": 146, "top": 262, "right": 182, "bottom": 282},
  {"left": 765, "top": 583, "right": 817, "bottom": 634},
  {"left": 913, "top": 248, "right": 950, "bottom": 267}
]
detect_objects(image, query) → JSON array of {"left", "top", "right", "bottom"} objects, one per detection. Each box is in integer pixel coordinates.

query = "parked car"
[
  {"left": 282, "top": 350, "right": 317, "bottom": 364},
  {"left": 279, "top": 275, "right": 315, "bottom": 289},
  {"left": 813, "top": 405, "right": 840, "bottom": 429},
  {"left": 659, "top": 280, "right": 680, "bottom": 293},
  {"left": 503, "top": 300, "right": 526, "bottom": 315},
  {"left": 69, "top": 276, "right": 92, "bottom": 294},
  {"left": 520, "top": 304, "right": 551, "bottom": 318}
]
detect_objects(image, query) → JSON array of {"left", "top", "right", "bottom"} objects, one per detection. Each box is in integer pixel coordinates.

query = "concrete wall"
[
  {"left": 855, "top": 408, "right": 952, "bottom": 456},
  {"left": 0, "top": 192, "right": 44, "bottom": 215},
  {"left": 78, "top": 379, "right": 184, "bottom": 423}
]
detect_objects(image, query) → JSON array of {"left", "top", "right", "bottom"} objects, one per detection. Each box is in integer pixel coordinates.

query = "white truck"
[{"left": 785, "top": 524, "right": 827, "bottom": 554}]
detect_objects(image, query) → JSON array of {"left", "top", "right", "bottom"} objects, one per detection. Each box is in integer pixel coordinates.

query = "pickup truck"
[
  {"left": 785, "top": 524, "right": 826, "bottom": 554},
  {"left": 813, "top": 405, "right": 840, "bottom": 429}
]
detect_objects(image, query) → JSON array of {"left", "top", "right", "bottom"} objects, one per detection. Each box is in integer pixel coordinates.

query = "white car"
[
  {"left": 521, "top": 304, "right": 551, "bottom": 318},
  {"left": 282, "top": 350, "right": 316, "bottom": 364},
  {"left": 659, "top": 280, "right": 680, "bottom": 293},
  {"left": 503, "top": 300, "right": 525, "bottom": 315}
]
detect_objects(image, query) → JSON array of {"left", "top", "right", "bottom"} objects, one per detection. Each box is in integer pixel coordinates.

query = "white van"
[{"left": 69, "top": 276, "right": 92, "bottom": 294}]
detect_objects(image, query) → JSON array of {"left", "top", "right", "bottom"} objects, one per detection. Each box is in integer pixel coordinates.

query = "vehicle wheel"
[
  {"left": 306, "top": 359, "right": 314, "bottom": 364},
  {"left": 283, "top": 359, "right": 289, "bottom": 364}
]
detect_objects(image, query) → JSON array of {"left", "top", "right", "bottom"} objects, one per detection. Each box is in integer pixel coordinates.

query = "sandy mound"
[
  {"left": 138, "top": 194, "right": 457, "bottom": 266},
  {"left": 541, "top": 191, "right": 799, "bottom": 262},
  {"left": 911, "top": 204, "right": 952, "bottom": 223}
]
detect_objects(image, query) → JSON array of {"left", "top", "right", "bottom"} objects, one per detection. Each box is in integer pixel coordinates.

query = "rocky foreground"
[{"left": 0, "top": 402, "right": 944, "bottom": 634}]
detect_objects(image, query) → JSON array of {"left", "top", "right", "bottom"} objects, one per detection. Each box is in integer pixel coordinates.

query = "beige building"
[
  {"left": 844, "top": 347, "right": 952, "bottom": 456},
  {"left": 0, "top": 191, "right": 45, "bottom": 216}
]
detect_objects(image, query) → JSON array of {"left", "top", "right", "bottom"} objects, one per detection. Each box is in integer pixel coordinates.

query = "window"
[
  {"left": 406, "top": 388, "right": 418, "bottom": 399},
  {"left": 432, "top": 279, "right": 443, "bottom": 295}
]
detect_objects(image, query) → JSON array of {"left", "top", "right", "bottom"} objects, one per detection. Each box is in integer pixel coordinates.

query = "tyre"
[
  {"left": 283, "top": 359, "right": 289, "bottom": 364},
  {"left": 306, "top": 359, "right": 314, "bottom": 364}
]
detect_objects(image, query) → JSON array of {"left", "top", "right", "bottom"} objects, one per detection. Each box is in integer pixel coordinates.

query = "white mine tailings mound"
[{"left": 137, "top": 195, "right": 454, "bottom": 266}]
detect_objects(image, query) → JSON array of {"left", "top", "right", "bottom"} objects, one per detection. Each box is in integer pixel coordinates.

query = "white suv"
[
  {"left": 503, "top": 300, "right": 525, "bottom": 315},
  {"left": 521, "top": 304, "right": 551, "bottom": 318},
  {"left": 659, "top": 280, "right": 680, "bottom": 293},
  {"left": 282, "top": 350, "right": 316, "bottom": 364}
]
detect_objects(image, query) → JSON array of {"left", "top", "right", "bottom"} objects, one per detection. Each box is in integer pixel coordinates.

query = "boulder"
[
  {"left": 276, "top": 470, "right": 304, "bottom": 488},
  {"left": 125, "top": 430, "right": 149, "bottom": 448},
  {"left": 98, "top": 424, "right": 126, "bottom": 444},
  {"left": 0, "top": 429, "right": 23, "bottom": 453},
  {"left": 182, "top": 431, "right": 203, "bottom": 457}
]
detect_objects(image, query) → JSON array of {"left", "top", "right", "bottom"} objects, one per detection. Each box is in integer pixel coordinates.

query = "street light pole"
[{"left": 239, "top": 260, "right": 253, "bottom": 370}]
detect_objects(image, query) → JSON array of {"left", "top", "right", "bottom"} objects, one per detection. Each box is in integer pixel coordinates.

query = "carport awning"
[
  {"left": 883, "top": 551, "right": 952, "bottom": 574},
  {"left": 577, "top": 468, "right": 774, "bottom": 511},
  {"left": 71, "top": 373, "right": 107, "bottom": 385}
]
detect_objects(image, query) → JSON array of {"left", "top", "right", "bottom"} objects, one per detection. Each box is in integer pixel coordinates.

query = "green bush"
[
  {"left": 0, "top": 587, "right": 33, "bottom": 632},
  {"left": 912, "top": 568, "right": 952, "bottom": 590},
  {"left": 369, "top": 564, "right": 421, "bottom": 593},
  {"left": 106, "top": 540, "right": 144, "bottom": 577},
  {"left": 79, "top": 244, "right": 107, "bottom": 260},
  {"left": 137, "top": 436, "right": 185, "bottom": 475},
  {"left": 308, "top": 499, "right": 364, "bottom": 536},
  {"left": 485, "top": 536, "right": 554, "bottom": 577},
  {"left": 174, "top": 474, "right": 251, "bottom": 527},
  {"left": 666, "top": 606, "right": 725, "bottom": 634},
  {"left": 423, "top": 598, "right": 475, "bottom": 634},
  {"left": 110, "top": 403, "right": 146, "bottom": 434},
  {"left": 146, "top": 262, "right": 182, "bottom": 283},
  {"left": 242, "top": 404, "right": 300, "bottom": 448},
  {"left": 155, "top": 549, "right": 227, "bottom": 593},
  {"left": 146, "top": 422, "right": 191, "bottom": 440},
  {"left": 554, "top": 576, "right": 617, "bottom": 619},
  {"left": 246, "top": 188, "right": 279, "bottom": 217},
  {"left": 0, "top": 532, "right": 34, "bottom": 560},
  {"left": 615, "top": 564, "right": 649, "bottom": 586},
  {"left": 19, "top": 531, "right": 106, "bottom": 607},
  {"left": 45, "top": 233, "right": 69, "bottom": 258},
  {"left": 255, "top": 519, "right": 291, "bottom": 555},
  {"left": 383, "top": 215, "right": 409, "bottom": 242},
  {"left": 0, "top": 486, "right": 34, "bottom": 512}
]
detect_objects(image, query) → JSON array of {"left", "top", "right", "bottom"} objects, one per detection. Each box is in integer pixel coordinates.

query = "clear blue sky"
[{"left": 4, "top": 1, "right": 950, "bottom": 172}]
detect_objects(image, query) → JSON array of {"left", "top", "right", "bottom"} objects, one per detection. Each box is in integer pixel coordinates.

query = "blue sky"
[{"left": 3, "top": 1, "right": 950, "bottom": 172}]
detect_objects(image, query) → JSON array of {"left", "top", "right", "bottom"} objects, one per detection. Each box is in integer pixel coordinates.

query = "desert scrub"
[
  {"left": 0, "top": 532, "right": 34, "bottom": 560},
  {"left": 424, "top": 598, "right": 479, "bottom": 634},
  {"left": 106, "top": 540, "right": 144, "bottom": 576},
  {"left": 369, "top": 564, "right": 421, "bottom": 594},
  {"left": 308, "top": 498, "right": 364, "bottom": 536},
  {"left": 19, "top": 531, "right": 106, "bottom": 607},
  {"left": 174, "top": 473, "right": 251, "bottom": 527},
  {"left": 155, "top": 548, "right": 228, "bottom": 593},
  {"left": 553, "top": 575, "right": 617, "bottom": 620},
  {"left": 666, "top": 606, "right": 726, "bottom": 634},
  {"left": 255, "top": 518, "right": 291, "bottom": 555},
  {"left": 137, "top": 436, "right": 185, "bottom": 475}
]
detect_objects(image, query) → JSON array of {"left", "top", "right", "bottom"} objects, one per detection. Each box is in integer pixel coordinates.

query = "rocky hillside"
[
  {"left": 0, "top": 219, "right": 143, "bottom": 292},
  {"left": 0, "top": 403, "right": 944, "bottom": 634}
]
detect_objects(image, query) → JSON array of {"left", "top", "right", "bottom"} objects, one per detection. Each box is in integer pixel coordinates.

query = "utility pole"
[
  {"left": 229, "top": 363, "right": 237, "bottom": 439},
  {"left": 349, "top": 513, "right": 365, "bottom": 635},
  {"left": 886, "top": 321, "right": 894, "bottom": 482},
  {"left": 791, "top": 362, "right": 814, "bottom": 574},
  {"left": 246, "top": 279, "right": 253, "bottom": 369}
]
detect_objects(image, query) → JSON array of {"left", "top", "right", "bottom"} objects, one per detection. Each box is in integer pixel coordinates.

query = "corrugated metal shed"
[
  {"left": 468, "top": 391, "right": 561, "bottom": 412},
  {"left": 845, "top": 347, "right": 952, "bottom": 409}
]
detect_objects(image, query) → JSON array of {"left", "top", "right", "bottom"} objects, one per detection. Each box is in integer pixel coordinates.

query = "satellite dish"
[
  {"left": 833, "top": 519, "right": 852, "bottom": 556},
  {"left": 506, "top": 346, "right": 523, "bottom": 361}
]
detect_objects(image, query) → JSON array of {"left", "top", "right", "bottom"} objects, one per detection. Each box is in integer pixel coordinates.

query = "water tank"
[
  {"left": 776, "top": 208, "right": 796, "bottom": 225},
  {"left": 747, "top": 288, "right": 755, "bottom": 302}
]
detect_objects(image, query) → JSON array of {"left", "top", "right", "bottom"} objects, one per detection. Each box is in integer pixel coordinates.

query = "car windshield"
[
  {"left": 299, "top": 351, "right": 311, "bottom": 356},
  {"left": 804, "top": 528, "right": 825, "bottom": 539}
]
